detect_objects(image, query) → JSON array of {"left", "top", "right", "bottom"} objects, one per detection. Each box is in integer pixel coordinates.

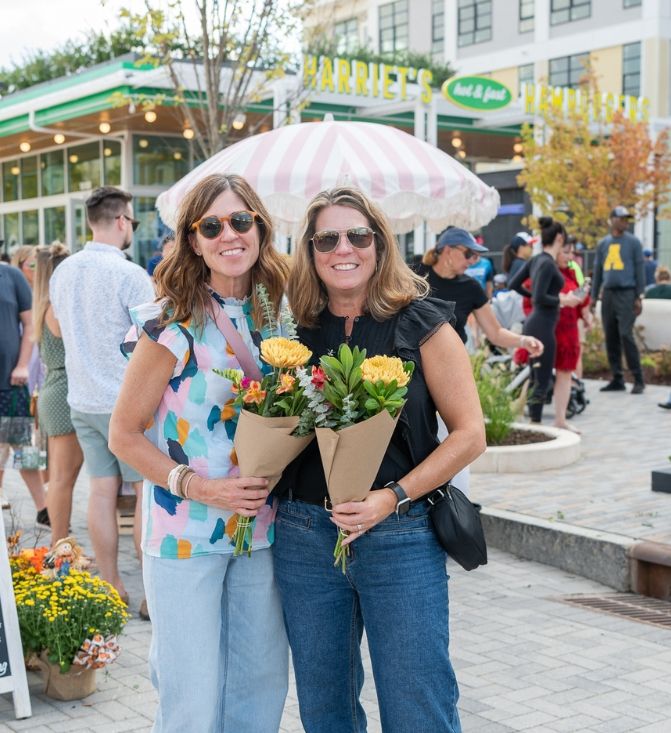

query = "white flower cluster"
[{"left": 295, "top": 367, "right": 335, "bottom": 431}]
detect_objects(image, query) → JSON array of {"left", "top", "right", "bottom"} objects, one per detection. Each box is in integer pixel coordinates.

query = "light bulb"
[
  {"left": 232, "top": 113, "right": 246, "bottom": 131},
  {"left": 138, "top": 139, "right": 149, "bottom": 149},
  {"left": 513, "top": 154, "right": 523, "bottom": 163},
  {"left": 173, "top": 151, "right": 183, "bottom": 160},
  {"left": 99, "top": 122, "right": 111, "bottom": 134},
  {"left": 10, "top": 165, "right": 20, "bottom": 175},
  {"left": 19, "top": 141, "right": 31, "bottom": 152},
  {"left": 183, "top": 128, "right": 195, "bottom": 140},
  {"left": 451, "top": 135, "right": 463, "bottom": 149},
  {"left": 144, "top": 110, "right": 157, "bottom": 123},
  {"left": 456, "top": 149, "right": 466, "bottom": 159},
  {"left": 54, "top": 133, "right": 65, "bottom": 144},
  {"left": 104, "top": 147, "right": 113, "bottom": 157},
  {"left": 513, "top": 142, "right": 523, "bottom": 154},
  {"left": 69, "top": 154, "right": 79, "bottom": 164}
]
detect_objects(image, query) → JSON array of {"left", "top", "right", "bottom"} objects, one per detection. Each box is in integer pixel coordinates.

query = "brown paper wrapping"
[
  {"left": 316, "top": 410, "right": 400, "bottom": 505},
  {"left": 234, "top": 410, "right": 314, "bottom": 490}
]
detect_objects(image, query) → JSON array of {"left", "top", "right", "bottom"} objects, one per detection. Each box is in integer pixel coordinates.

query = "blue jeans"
[
  {"left": 143, "top": 549, "right": 288, "bottom": 733},
  {"left": 273, "top": 498, "right": 461, "bottom": 733}
]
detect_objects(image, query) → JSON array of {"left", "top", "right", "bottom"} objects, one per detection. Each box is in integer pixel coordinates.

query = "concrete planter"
[
  {"left": 651, "top": 466, "right": 671, "bottom": 494},
  {"left": 471, "top": 422, "right": 581, "bottom": 473}
]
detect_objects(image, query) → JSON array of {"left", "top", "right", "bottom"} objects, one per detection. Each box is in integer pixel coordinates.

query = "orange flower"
[
  {"left": 276, "top": 373, "right": 296, "bottom": 395},
  {"left": 242, "top": 381, "right": 266, "bottom": 405}
]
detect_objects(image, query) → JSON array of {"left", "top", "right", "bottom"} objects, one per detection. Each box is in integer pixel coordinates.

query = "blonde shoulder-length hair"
[
  {"left": 154, "top": 173, "right": 289, "bottom": 330},
  {"left": 288, "top": 187, "right": 429, "bottom": 327},
  {"left": 33, "top": 242, "right": 70, "bottom": 343}
]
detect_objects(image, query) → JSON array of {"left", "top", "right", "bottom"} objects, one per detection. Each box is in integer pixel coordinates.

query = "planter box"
[
  {"left": 471, "top": 422, "right": 581, "bottom": 474},
  {"left": 651, "top": 467, "right": 671, "bottom": 494}
]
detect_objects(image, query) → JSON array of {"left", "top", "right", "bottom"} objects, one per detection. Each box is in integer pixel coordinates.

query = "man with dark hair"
[
  {"left": 590, "top": 206, "right": 645, "bottom": 394},
  {"left": 50, "top": 186, "right": 154, "bottom": 618}
]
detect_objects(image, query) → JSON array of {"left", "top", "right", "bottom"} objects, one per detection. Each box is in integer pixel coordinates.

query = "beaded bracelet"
[{"left": 167, "top": 464, "right": 192, "bottom": 499}]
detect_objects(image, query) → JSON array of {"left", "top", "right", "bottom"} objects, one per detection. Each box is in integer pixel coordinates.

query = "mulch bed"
[
  {"left": 583, "top": 367, "right": 671, "bottom": 386},
  {"left": 489, "top": 428, "right": 555, "bottom": 447}
]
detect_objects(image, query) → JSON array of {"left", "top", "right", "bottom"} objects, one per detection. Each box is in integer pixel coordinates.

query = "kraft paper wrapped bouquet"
[
  {"left": 215, "top": 286, "right": 314, "bottom": 556},
  {"left": 303, "top": 344, "right": 414, "bottom": 571}
]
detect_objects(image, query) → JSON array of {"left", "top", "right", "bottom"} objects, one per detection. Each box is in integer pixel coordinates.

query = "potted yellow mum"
[{"left": 10, "top": 539, "right": 129, "bottom": 700}]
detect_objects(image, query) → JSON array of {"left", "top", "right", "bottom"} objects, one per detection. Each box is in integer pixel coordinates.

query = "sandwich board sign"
[{"left": 0, "top": 514, "right": 31, "bottom": 719}]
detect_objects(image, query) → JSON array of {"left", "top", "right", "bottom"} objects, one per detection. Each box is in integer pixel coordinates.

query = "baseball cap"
[
  {"left": 510, "top": 231, "right": 534, "bottom": 250},
  {"left": 493, "top": 273, "right": 508, "bottom": 286},
  {"left": 436, "top": 227, "right": 489, "bottom": 253},
  {"left": 611, "top": 205, "right": 633, "bottom": 218},
  {"left": 643, "top": 248, "right": 653, "bottom": 257}
]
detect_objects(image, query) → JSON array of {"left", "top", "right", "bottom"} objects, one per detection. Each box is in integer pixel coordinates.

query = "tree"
[
  {"left": 0, "top": 26, "right": 139, "bottom": 95},
  {"left": 517, "top": 74, "right": 671, "bottom": 248},
  {"left": 119, "top": 0, "right": 308, "bottom": 160}
]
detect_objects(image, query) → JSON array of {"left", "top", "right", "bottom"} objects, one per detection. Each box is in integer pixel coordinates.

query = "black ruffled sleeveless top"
[{"left": 275, "top": 297, "right": 456, "bottom": 503}]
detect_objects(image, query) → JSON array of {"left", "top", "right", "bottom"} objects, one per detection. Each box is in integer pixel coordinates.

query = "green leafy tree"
[
  {"left": 518, "top": 72, "right": 671, "bottom": 247},
  {"left": 118, "top": 0, "right": 309, "bottom": 159}
]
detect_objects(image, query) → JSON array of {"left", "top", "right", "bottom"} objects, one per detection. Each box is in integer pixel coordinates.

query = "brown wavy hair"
[
  {"left": 32, "top": 243, "right": 70, "bottom": 343},
  {"left": 154, "top": 174, "right": 289, "bottom": 330},
  {"left": 288, "top": 187, "right": 429, "bottom": 327}
]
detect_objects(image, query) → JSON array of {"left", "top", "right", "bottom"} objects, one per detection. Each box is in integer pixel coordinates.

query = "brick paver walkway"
[{"left": 1, "top": 378, "right": 670, "bottom": 731}]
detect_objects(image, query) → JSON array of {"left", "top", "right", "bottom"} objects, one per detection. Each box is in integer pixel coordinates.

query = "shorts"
[{"left": 70, "top": 409, "right": 142, "bottom": 483}]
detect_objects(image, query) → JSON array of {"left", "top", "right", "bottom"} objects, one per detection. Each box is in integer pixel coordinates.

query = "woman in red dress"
[{"left": 554, "top": 242, "right": 590, "bottom": 431}]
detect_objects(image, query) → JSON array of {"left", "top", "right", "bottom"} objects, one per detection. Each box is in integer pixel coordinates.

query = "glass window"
[
  {"left": 549, "top": 53, "right": 588, "bottom": 88},
  {"left": 623, "top": 0, "right": 641, "bottom": 6},
  {"left": 3, "top": 212, "right": 20, "bottom": 249},
  {"left": 519, "top": 64, "right": 534, "bottom": 89},
  {"left": 432, "top": 0, "right": 445, "bottom": 58},
  {"left": 68, "top": 141, "right": 101, "bottom": 193},
  {"left": 44, "top": 206, "right": 66, "bottom": 244},
  {"left": 103, "top": 140, "right": 122, "bottom": 186},
  {"left": 133, "top": 195, "right": 168, "bottom": 267},
  {"left": 21, "top": 156, "right": 38, "bottom": 200},
  {"left": 378, "top": 1, "right": 409, "bottom": 54},
  {"left": 133, "top": 135, "right": 190, "bottom": 187},
  {"left": 21, "top": 210, "right": 39, "bottom": 245},
  {"left": 519, "top": 0, "right": 534, "bottom": 33},
  {"left": 551, "top": 0, "right": 590, "bottom": 25},
  {"left": 335, "top": 18, "right": 359, "bottom": 54},
  {"left": 458, "top": 0, "right": 492, "bottom": 47},
  {"left": 40, "top": 150, "right": 65, "bottom": 196},
  {"left": 622, "top": 42, "right": 641, "bottom": 97},
  {"left": 3, "top": 160, "right": 20, "bottom": 202}
]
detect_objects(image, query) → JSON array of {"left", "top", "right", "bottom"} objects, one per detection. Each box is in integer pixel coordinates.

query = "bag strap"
[{"left": 209, "top": 295, "right": 263, "bottom": 381}]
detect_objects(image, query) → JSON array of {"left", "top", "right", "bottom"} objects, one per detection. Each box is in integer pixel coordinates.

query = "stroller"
[{"left": 545, "top": 372, "right": 589, "bottom": 418}]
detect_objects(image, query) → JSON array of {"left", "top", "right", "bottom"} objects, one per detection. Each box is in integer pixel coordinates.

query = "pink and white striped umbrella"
[{"left": 156, "top": 120, "right": 500, "bottom": 234}]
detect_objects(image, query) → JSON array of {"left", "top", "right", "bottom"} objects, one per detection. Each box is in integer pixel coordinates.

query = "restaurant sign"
[{"left": 442, "top": 76, "right": 512, "bottom": 112}]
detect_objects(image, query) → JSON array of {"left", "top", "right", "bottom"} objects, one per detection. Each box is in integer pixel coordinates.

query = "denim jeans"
[
  {"left": 273, "top": 498, "right": 461, "bottom": 733},
  {"left": 143, "top": 549, "right": 288, "bottom": 733}
]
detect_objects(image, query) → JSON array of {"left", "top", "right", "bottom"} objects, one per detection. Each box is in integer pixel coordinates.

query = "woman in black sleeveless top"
[
  {"left": 509, "top": 217, "right": 583, "bottom": 422},
  {"left": 273, "top": 187, "right": 485, "bottom": 733}
]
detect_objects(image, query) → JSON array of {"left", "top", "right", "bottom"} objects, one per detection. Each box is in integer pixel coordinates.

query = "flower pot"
[{"left": 37, "top": 652, "right": 96, "bottom": 701}]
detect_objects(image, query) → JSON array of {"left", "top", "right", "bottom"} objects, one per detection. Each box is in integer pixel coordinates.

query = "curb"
[{"left": 481, "top": 507, "right": 636, "bottom": 591}]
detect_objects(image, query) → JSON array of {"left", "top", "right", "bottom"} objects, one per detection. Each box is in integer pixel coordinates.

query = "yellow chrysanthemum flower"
[
  {"left": 260, "top": 337, "right": 312, "bottom": 369},
  {"left": 361, "top": 356, "right": 410, "bottom": 387}
]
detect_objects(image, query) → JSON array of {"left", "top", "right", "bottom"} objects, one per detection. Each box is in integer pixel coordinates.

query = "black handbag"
[{"left": 427, "top": 484, "right": 488, "bottom": 571}]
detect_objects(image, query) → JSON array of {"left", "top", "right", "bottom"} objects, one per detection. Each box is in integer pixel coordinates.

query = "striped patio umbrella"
[{"left": 156, "top": 120, "right": 500, "bottom": 235}]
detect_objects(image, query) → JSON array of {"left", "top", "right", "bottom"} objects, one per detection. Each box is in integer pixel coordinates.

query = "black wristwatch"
[{"left": 384, "top": 481, "right": 411, "bottom": 515}]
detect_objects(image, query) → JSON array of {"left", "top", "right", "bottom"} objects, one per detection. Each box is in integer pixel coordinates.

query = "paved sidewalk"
[
  {"left": 470, "top": 379, "right": 671, "bottom": 546},
  {"left": 1, "top": 379, "right": 671, "bottom": 731}
]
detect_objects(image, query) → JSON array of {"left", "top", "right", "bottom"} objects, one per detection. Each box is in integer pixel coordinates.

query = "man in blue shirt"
[
  {"left": 590, "top": 206, "right": 646, "bottom": 394},
  {"left": 465, "top": 254, "right": 494, "bottom": 298}
]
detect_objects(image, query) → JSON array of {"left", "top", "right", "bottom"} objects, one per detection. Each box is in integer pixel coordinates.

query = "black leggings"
[{"left": 524, "top": 308, "right": 559, "bottom": 422}]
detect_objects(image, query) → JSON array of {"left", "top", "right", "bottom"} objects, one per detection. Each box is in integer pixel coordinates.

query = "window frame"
[
  {"left": 378, "top": 0, "right": 409, "bottom": 54},
  {"left": 548, "top": 52, "right": 589, "bottom": 88},
  {"left": 622, "top": 41, "right": 641, "bottom": 97},
  {"left": 457, "top": 0, "right": 492, "bottom": 48},
  {"left": 550, "top": 0, "right": 591, "bottom": 26},
  {"left": 519, "top": 0, "right": 535, "bottom": 33}
]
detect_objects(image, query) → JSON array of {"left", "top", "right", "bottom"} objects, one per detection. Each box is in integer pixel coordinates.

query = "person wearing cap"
[
  {"left": 643, "top": 248, "right": 658, "bottom": 289},
  {"left": 416, "top": 227, "right": 543, "bottom": 353},
  {"left": 502, "top": 232, "right": 534, "bottom": 280},
  {"left": 590, "top": 206, "right": 645, "bottom": 394}
]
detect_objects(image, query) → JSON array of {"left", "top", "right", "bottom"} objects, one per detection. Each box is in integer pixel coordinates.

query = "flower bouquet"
[
  {"left": 215, "top": 286, "right": 315, "bottom": 556},
  {"left": 10, "top": 536, "right": 129, "bottom": 700},
  {"left": 303, "top": 344, "right": 414, "bottom": 570}
]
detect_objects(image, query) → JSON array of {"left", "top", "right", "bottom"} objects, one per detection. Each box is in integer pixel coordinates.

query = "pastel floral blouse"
[{"left": 121, "top": 292, "right": 275, "bottom": 559}]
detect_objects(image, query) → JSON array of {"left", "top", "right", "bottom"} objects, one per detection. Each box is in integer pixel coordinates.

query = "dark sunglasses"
[
  {"left": 191, "top": 211, "right": 258, "bottom": 239},
  {"left": 311, "top": 227, "right": 375, "bottom": 253},
  {"left": 116, "top": 214, "right": 140, "bottom": 232},
  {"left": 456, "top": 246, "right": 479, "bottom": 261}
]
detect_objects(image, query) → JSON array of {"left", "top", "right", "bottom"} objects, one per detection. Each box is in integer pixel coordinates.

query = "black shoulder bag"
[{"left": 426, "top": 484, "right": 488, "bottom": 571}]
